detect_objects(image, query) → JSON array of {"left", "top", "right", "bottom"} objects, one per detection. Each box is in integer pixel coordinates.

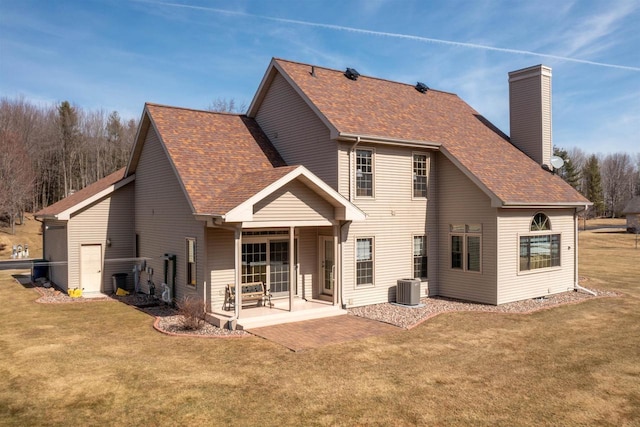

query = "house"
[
  {"left": 35, "top": 168, "right": 135, "bottom": 295},
  {"left": 37, "top": 58, "right": 590, "bottom": 328},
  {"left": 622, "top": 196, "right": 640, "bottom": 233}
]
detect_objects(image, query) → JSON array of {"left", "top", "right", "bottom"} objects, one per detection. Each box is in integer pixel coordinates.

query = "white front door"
[
  {"left": 80, "top": 244, "right": 102, "bottom": 293},
  {"left": 320, "top": 236, "right": 334, "bottom": 297}
]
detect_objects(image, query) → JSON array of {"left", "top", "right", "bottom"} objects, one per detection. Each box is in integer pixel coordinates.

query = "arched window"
[
  {"left": 530, "top": 213, "right": 551, "bottom": 231},
  {"left": 520, "top": 213, "right": 560, "bottom": 271}
]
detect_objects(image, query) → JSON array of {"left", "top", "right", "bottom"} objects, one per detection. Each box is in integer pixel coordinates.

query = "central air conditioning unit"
[{"left": 397, "top": 278, "right": 421, "bottom": 306}]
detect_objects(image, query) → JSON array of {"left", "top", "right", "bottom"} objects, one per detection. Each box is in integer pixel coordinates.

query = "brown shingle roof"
[
  {"left": 272, "top": 59, "right": 589, "bottom": 206},
  {"left": 144, "top": 104, "right": 287, "bottom": 215},
  {"left": 35, "top": 168, "right": 126, "bottom": 218}
]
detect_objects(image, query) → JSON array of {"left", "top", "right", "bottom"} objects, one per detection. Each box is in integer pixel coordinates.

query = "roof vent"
[
  {"left": 415, "top": 82, "right": 429, "bottom": 93},
  {"left": 344, "top": 68, "right": 360, "bottom": 81}
]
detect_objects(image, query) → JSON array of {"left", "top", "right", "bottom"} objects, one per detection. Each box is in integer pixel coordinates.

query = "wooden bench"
[{"left": 224, "top": 282, "right": 271, "bottom": 311}]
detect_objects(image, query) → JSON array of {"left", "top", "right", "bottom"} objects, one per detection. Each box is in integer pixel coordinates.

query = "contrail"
[{"left": 135, "top": 0, "right": 640, "bottom": 72}]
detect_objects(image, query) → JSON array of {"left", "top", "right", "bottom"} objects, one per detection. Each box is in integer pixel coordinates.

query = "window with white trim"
[
  {"left": 413, "top": 235, "right": 428, "bottom": 279},
  {"left": 413, "top": 154, "right": 428, "bottom": 198},
  {"left": 186, "top": 238, "right": 197, "bottom": 286},
  {"left": 450, "top": 224, "right": 482, "bottom": 272},
  {"left": 356, "top": 149, "right": 373, "bottom": 197},
  {"left": 356, "top": 237, "right": 373, "bottom": 286},
  {"left": 519, "top": 213, "right": 560, "bottom": 271}
]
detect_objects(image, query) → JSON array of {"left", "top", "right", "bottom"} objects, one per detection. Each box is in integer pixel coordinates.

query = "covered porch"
[{"left": 200, "top": 166, "right": 365, "bottom": 329}]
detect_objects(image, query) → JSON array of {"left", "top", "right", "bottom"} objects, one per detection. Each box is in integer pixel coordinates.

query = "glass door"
[
  {"left": 269, "top": 240, "right": 289, "bottom": 296},
  {"left": 241, "top": 242, "right": 267, "bottom": 284},
  {"left": 320, "top": 236, "right": 334, "bottom": 296}
]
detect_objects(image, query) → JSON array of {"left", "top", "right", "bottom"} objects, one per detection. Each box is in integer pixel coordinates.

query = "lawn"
[{"left": 0, "top": 221, "right": 638, "bottom": 426}]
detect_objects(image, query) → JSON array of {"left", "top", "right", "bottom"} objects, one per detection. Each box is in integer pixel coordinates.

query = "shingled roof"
[
  {"left": 127, "top": 104, "right": 364, "bottom": 221},
  {"left": 251, "top": 58, "right": 589, "bottom": 207},
  {"left": 35, "top": 168, "right": 128, "bottom": 219},
  {"left": 129, "top": 104, "right": 289, "bottom": 216}
]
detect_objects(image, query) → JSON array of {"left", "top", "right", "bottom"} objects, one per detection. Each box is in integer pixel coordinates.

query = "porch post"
[
  {"left": 234, "top": 227, "right": 241, "bottom": 319},
  {"left": 333, "top": 224, "right": 339, "bottom": 306},
  {"left": 289, "top": 225, "right": 295, "bottom": 312}
]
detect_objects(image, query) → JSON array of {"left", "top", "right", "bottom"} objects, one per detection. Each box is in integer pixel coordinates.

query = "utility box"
[
  {"left": 31, "top": 260, "right": 49, "bottom": 282},
  {"left": 397, "top": 278, "right": 420, "bottom": 306},
  {"left": 112, "top": 273, "right": 128, "bottom": 293}
]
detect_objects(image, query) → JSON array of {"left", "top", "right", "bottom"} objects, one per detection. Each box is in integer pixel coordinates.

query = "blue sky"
[{"left": 1, "top": 0, "right": 638, "bottom": 155}]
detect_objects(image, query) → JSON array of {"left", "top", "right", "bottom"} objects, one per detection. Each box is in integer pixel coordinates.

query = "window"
[
  {"left": 467, "top": 235, "right": 481, "bottom": 272},
  {"left": 450, "top": 224, "right": 482, "bottom": 272},
  {"left": 356, "top": 149, "right": 373, "bottom": 197},
  {"left": 413, "top": 154, "right": 428, "bottom": 198},
  {"left": 413, "top": 235, "right": 428, "bottom": 279},
  {"left": 520, "top": 213, "right": 560, "bottom": 271},
  {"left": 531, "top": 212, "right": 551, "bottom": 231},
  {"left": 356, "top": 238, "right": 373, "bottom": 285},
  {"left": 451, "top": 235, "right": 463, "bottom": 269},
  {"left": 186, "top": 238, "right": 197, "bottom": 286},
  {"left": 241, "top": 242, "right": 267, "bottom": 284}
]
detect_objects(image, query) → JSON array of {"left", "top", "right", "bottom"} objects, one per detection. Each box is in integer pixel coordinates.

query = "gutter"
[
  {"left": 338, "top": 132, "right": 441, "bottom": 150},
  {"left": 500, "top": 202, "right": 593, "bottom": 209}
]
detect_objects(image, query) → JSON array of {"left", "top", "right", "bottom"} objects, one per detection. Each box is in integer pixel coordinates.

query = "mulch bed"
[{"left": 24, "top": 278, "right": 621, "bottom": 338}]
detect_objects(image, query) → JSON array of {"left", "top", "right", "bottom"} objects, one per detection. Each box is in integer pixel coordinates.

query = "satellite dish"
[{"left": 550, "top": 156, "right": 565, "bottom": 169}]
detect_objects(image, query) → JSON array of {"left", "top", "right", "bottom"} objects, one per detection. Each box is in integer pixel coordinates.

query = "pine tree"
[
  {"left": 553, "top": 147, "right": 580, "bottom": 190},
  {"left": 583, "top": 154, "right": 604, "bottom": 218}
]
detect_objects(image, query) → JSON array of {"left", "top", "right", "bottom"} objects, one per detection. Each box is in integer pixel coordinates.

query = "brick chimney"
[{"left": 508, "top": 65, "right": 553, "bottom": 169}]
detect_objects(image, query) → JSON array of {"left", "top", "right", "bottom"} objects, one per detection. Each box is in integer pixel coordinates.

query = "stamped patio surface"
[{"left": 246, "top": 314, "right": 401, "bottom": 351}]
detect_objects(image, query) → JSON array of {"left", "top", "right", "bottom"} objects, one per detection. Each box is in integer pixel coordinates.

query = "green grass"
[{"left": 1, "top": 224, "right": 639, "bottom": 426}]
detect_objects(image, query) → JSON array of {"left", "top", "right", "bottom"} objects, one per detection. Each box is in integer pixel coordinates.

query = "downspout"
[
  {"left": 348, "top": 136, "right": 361, "bottom": 202},
  {"left": 574, "top": 206, "right": 597, "bottom": 296}
]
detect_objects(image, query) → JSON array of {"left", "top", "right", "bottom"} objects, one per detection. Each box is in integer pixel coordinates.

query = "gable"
[
  {"left": 126, "top": 104, "right": 286, "bottom": 216},
  {"left": 253, "top": 179, "right": 335, "bottom": 222},
  {"left": 253, "top": 58, "right": 590, "bottom": 208},
  {"left": 35, "top": 168, "right": 131, "bottom": 220}
]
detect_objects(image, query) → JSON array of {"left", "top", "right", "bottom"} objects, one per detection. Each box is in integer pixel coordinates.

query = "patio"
[{"left": 209, "top": 297, "right": 347, "bottom": 329}]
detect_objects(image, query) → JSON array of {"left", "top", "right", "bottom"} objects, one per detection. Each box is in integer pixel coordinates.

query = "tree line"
[
  {"left": 0, "top": 96, "right": 137, "bottom": 233},
  {"left": 554, "top": 147, "right": 640, "bottom": 218},
  {"left": 1, "top": 95, "right": 638, "bottom": 233}
]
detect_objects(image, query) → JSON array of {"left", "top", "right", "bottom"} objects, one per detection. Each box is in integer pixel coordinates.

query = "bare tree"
[
  {"left": 601, "top": 153, "right": 635, "bottom": 217},
  {"left": 207, "top": 97, "right": 247, "bottom": 113},
  {"left": 0, "top": 130, "right": 35, "bottom": 233}
]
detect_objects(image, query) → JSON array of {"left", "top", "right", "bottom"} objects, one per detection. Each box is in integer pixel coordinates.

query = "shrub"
[{"left": 176, "top": 296, "right": 206, "bottom": 330}]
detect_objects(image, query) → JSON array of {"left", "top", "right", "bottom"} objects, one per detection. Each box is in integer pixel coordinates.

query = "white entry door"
[
  {"left": 320, "top": 236, "right": 334, "bottom": 297},
  {"left": 80, "top": 244, "right": 102, "bottom": 293}
]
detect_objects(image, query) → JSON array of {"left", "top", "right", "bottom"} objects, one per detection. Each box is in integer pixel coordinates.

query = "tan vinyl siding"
[
  {"left": 298, "top": 227, "right": 320, "bottom": 299},
  {"left": 254, "top": 72, "right": 338, "bottom": 189},
  {"left": 436, "top": 153, "right": 497, "bottom": 304},
  {"left": 253, "top": 180, "right": 335, "bottom": 222},
  {"left": 339, "top": 143, "right": 433, "bottom": 307},
  {"left": 207, "top": 227, "right": 235, "bottom": 311},
  {"left": 44, "top": 219, "right": 68, "bottom": 290},
  {"left": 497, "top": 209, "right": 575, "bottom": 304},
  {"left": 135, "top": 127, "right": 205, "bottom": 302},
  {"left": 68, "top": 182, "right": 135, "bottom": 293}
]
